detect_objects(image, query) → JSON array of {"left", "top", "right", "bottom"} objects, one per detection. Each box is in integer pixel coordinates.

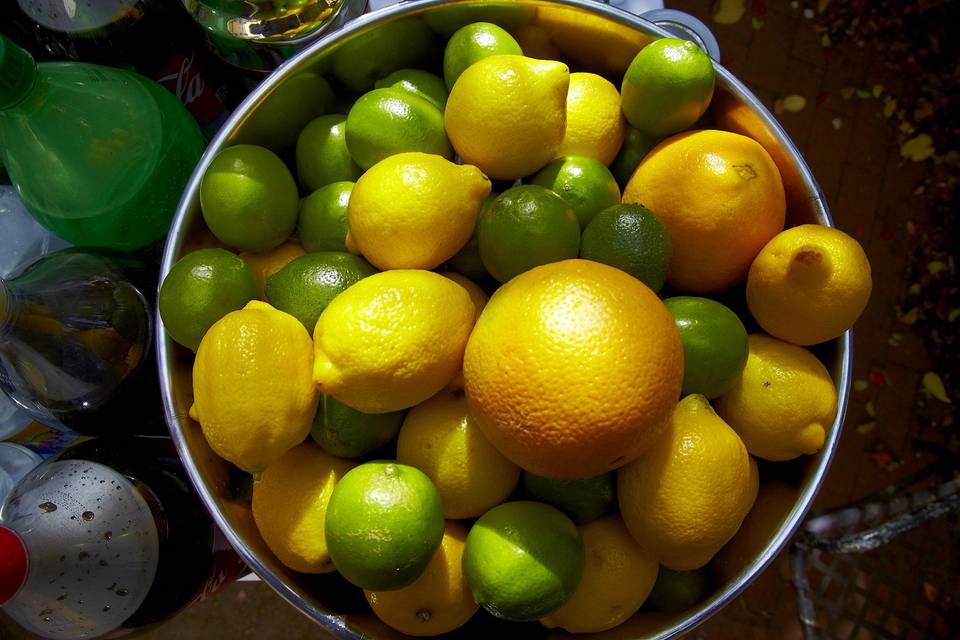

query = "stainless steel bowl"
[{"left": 159, "top": 1, "right": 851, "bottom": 637}]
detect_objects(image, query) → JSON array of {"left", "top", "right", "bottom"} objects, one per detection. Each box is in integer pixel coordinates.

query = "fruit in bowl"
[{"left": 160, "top": 14, "right": 869, "bottom": 638}]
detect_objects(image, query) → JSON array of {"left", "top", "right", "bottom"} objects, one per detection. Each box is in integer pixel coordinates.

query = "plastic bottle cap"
[
  {"left": 0, "top": 526, "right": 29, "bottom": 604},
  {"left": 0, "top": 35, "right": 38, "bottom": 111}
]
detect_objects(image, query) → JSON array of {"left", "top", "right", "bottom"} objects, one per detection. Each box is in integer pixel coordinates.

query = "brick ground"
[{"left": 131, "top": 2, "right": 949, "bottom": 639}]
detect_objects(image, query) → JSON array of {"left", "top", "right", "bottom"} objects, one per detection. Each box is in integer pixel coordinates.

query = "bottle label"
[
  {"left": 184, "top": 526, "right": 249, "bottom": 608},
  {"left": 0, "top": 460, "right": 159, "bottom": 639},
  {"left": 8, "top": 421, "right": 79, "bottom": 459},
  {"left": 154, "top": 50, "right": 229, "bottom": 127}
]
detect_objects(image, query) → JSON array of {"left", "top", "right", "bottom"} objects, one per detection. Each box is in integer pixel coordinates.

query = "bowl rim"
[{"left": 158, "top": 1, "right": 852, "bottom": 637}]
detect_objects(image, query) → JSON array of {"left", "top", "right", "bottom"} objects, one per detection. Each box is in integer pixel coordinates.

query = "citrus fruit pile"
[{"left": 160, "top": 11, "right": 872, "bottom": 637}]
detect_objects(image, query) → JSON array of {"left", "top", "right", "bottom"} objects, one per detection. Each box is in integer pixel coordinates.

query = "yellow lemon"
[
  {"left": 534, "top": 5, "right": 655, "bottom": 77},
  {"left": 746, "top": 224, "right": 872, "bottom": 346},
  {"left": 714, "top": 333, "right": 838, "bottom": 461},
  {"left": 190, "top": 300, "right": 317, "bottom": 473},
  {"left": 540, "top": 515, "right": 659, "bottom": 633},
  {"left": 440, "top": 271, "right": 489, "bottom": 320},
  {"left": 712, "top": 480, "right": 798, "bottom": 583},
  {"left": 445, "top": 54, "right": 569, "bottom": 180},
  {"left": 240, "top": 240, "right": 306, "bottom": 299},
  {"left": 365, "top": 521, "right": 478, "bottom": 636},
  {"left": 618, "top": 394, "right": 758, "bottom": 571},
  {"left": 347, "top": 152, "right": 491, "bottom": 270},
  {"left": 513, "top": 23, "right": 564, "bottom": 61},
  {"left": 312, "top": 270, "right": 475, "bottom": 413},
  {"left": 435, "top": 271, "right": 487, "bottom": 394},
  {"left": 556, "top": 72, "right": 626, "bottom": 165},
  {"left": 396, "top": 389, "right": 520, "bottom": 519},
  {"left": 251, "top": 443, "right": 354, "bottom": 573}
]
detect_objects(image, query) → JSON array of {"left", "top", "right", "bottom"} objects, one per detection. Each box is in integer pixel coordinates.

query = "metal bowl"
[{"left": 159, "top": 1, "right": 851, "bottom": 637}]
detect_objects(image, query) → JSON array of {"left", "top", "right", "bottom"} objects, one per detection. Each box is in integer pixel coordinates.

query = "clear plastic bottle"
[
  {"left": 0, "top": 248, "right": 166, "bottom": 436},
  {"left": 0, "top": 34, "right": 205, "bottom": 250},
  {"left": 0, "top": 436, "right": 247, "bottom": 638}
]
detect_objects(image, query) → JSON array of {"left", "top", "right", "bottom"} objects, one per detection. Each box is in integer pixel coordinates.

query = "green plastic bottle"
[{"left": 0, "top": 35, "right": 205, "bottom": 250}]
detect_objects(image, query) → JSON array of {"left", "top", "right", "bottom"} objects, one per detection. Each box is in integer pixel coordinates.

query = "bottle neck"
[{"left": 0, "top": 36, "right": 39, "bottom": 112}]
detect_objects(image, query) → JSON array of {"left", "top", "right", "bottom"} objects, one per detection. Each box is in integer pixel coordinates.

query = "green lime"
[
  {"left": 265, "top": 252, "right": 376, "bottom": 332},
  {"left": 240, "top": 72, "right": 334, "bottom": 153},
  {"left": 374, "top": 68, "right": 449, "bottom": 111},
  {"left": 620, "top": 38, "right": 716, "bottom": 137},
  {"left": 311, "top": 395, "right": 404, "bottom": 459},
  {"left": 424, "top": 3, "right": 535, "bottom": 36},
  {"left": 478, "top": 185, "right": 580, "bottom": 283},
  {"left": 663, "top": 296, "right": 749, "bottom": 399},
  {"left": 529, "top": 156, "right": 621, "bottom": 229},
  {"left": 200, "top": 144, "right": 300, "bottom": 253},
  {"left": 331, "top": 16, "right": 434, "bottom": 92},
  {"left": 644, "top": 568, "right": 709, "bottom": 613},
  {"left": 521, "top": 471, "right": 616, "bottom": 524},
  {"left": 610, "top": 126, "right": 661, "bottom": 188},
  {"left": 345, "top": 87, "right": 453, "bottom": 170},
  {"left": 298, "top": 181, "right": 353, "bottom": 253},
  {"left": 296, "top": 114, "right": 362, "bottom": 192},
  {"left": 579, "top": 204, "right": 672, "bottom": 292},
  {"left": 462, "top": 501, "right": 584, "bottom": 621},
  {"left": 445, "top": 192, "right": 496, "bottom": 280},
  {"left": 159, "top": 248, "right": 258, "bottom": 352},
  {"left": 325, "top": 461, "right": 445, "bottom": 590},
  {"left": 443, "top": 22, "right": 523, "bottom": 90}
]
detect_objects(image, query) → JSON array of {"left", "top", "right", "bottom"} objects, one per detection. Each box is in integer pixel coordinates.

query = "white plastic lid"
[{"left": 639, "top": 9, "right": 721, "bottom": 61}]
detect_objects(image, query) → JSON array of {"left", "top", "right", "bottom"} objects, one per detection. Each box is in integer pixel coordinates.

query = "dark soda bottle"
[
  {"left": 0, "top": 0, "right": 238, "bottom": 137},
  {"left": 0, "top": 249, "right": 166, "bottom": 436},
  {"left": 0, "top": 436, "right": 247, "bottom": 638}
]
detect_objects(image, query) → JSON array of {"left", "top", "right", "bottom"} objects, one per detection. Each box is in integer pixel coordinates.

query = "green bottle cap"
[{"left": 0, "top": 35, "right": 37, "bottom": 111}]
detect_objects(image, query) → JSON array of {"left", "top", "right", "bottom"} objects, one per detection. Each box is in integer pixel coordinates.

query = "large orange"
[
  {"left": 462, "top": 259, "right": 683, "bottom": 479},
  {"left": 711, "top": 91, "right": 807, "bottom": 208},
  {"left": 622, "top": 130, "right": 786, "bottom": 293}
]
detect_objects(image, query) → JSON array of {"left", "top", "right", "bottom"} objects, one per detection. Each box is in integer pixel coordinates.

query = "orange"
[
  {"left": 623, "top": 129, "right": 786, "bottom": 292},
  {"left": 463, "top": 259, "right": 683, "bottom": 479},
  {"left": 712, "top": 91, "right": 807, "bottom": 207}
]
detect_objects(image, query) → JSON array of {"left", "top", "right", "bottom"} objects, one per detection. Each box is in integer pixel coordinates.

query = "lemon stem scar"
[{"left": 788, "top": 246, "right": 832, "bottom": 284}]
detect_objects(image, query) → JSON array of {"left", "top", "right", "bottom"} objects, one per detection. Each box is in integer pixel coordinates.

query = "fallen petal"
[
  {"left": 922, "top": 372, "right": 951, "bottom": 403},
  {"left": 713, "top": 0, "right": 747, "bottom": 24},
  {"left": 856, "top": 421, "right": 876, "bottom": 435},
  {"left": 900, "top": 134, "right": 935, "bottom": 161},
  {"left": 782, "top": 94, "right": 807, "bottom": 112}
]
